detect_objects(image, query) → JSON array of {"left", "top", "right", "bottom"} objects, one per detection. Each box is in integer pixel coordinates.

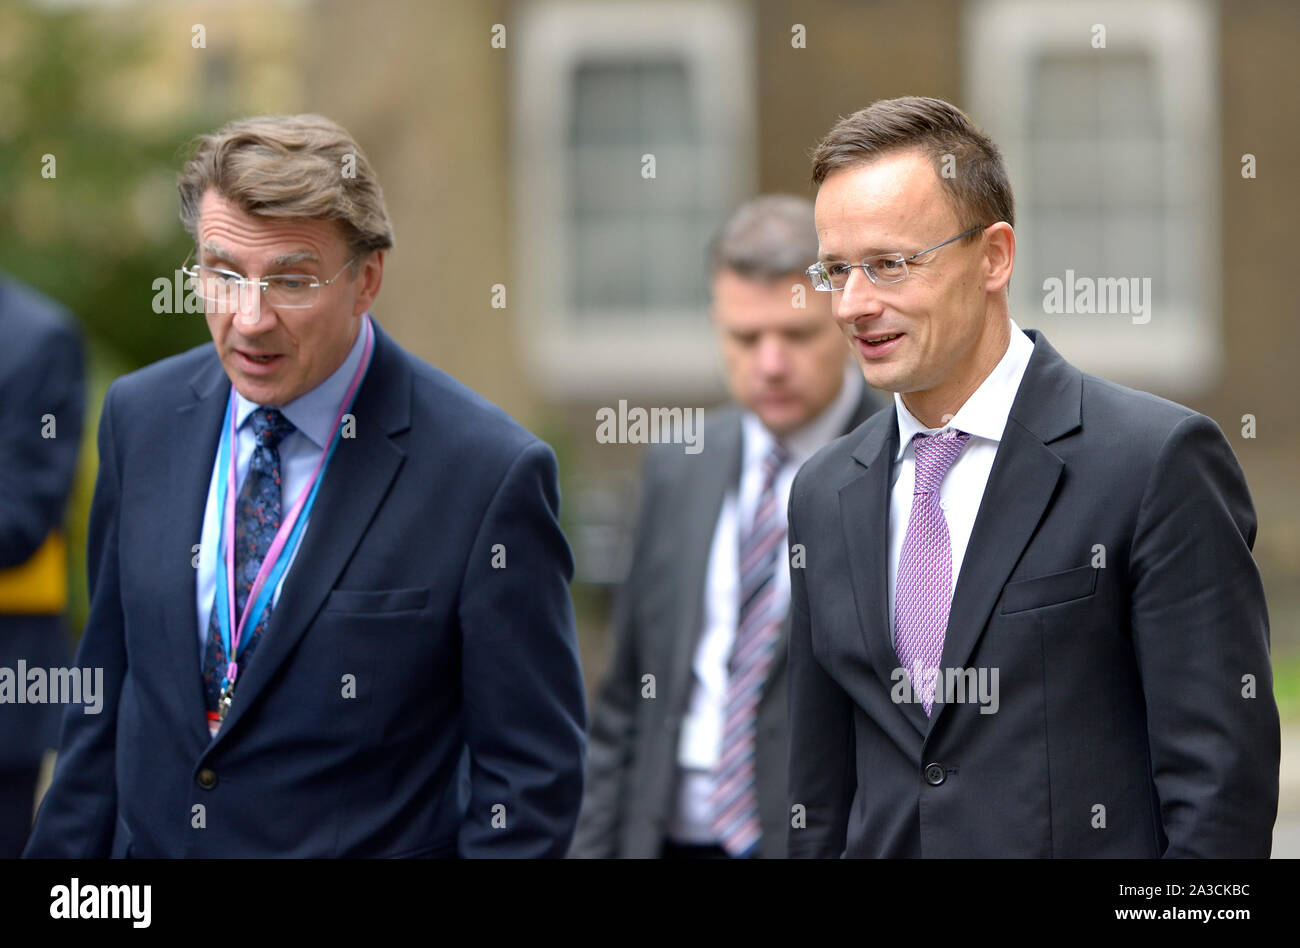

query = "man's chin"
[
  {"left": 753, "top": 402, "right": 812, "bottom": 436},
  {"left": 857, "top": 362, "right": 910, "bottom": 395},
  {"left": 225, "top": 367, "right": 290, "bottom": 408}
]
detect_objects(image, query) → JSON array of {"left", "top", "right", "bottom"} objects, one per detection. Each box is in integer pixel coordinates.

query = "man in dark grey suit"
[
  {"left": 571, "top": 196, "right": 883, "bottom": 859},
  {"left": 788, "top": 96, "right": 1279, "bottom": 857}
]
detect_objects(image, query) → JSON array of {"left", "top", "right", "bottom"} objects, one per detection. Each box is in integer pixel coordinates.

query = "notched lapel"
[
  {"left": 929, "top": 330, "right": 1081, "bottom": 733},
  {"left": 937, "top": 423, "right": 1062, "bottom": 682},
  {"left": 838, "top": 412, "right": 928, "bottom": 735},
  {"left": 763, "top": 384, "right": 881, "bottom": 697},
  {"left": 163, "top": 357, "right": 230, "bottom": 749}
]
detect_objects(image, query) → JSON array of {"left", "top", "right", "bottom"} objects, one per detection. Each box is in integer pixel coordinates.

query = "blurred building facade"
[{"left": 5, "top": 0, "right": 1299, "bottom": 670}]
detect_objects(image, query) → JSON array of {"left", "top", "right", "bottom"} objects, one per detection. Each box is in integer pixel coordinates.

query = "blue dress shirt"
[{"left": 194, "top": 313, "right": 372, "bottom": 663}]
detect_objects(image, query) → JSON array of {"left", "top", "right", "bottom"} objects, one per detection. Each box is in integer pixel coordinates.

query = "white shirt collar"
[
  {"left": 742, "top": 360, "right": 864, "bottom": 472},
  {"left": 234, "top": 313, "right": 372, "bottom": 450},
  {"left": 893, "top": 316, "right": 1034, "bottom": 459}
]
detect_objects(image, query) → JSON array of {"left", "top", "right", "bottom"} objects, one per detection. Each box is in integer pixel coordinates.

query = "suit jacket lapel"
[
  {"left": 164, "top": 356, "right": 232, "bottom": 749},
  {"left": 840, "top": 409, "right": 930, "bottom": 735},
  {"left": 928, "top": 330, "right": 1081, "bottom": 733},
  {"left": 666, "top": 411, "right": 742, "bottom": 717},
  {"left": 209, "top": 321, "right": 411, "bottom": 745},
  {"left": 763, "top": 382, "right": 883, "bottom": 699}
]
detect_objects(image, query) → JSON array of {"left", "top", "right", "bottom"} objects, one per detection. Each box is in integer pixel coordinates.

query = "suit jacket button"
[
  {"left": 923, "top": 763, "right": 945, "bottom": 786},
  {"left": 197, "top": 768, "right": 218, "bottom": 790}
]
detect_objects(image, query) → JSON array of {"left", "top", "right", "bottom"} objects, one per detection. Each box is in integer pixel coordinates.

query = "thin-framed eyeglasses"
[
  {"left": 806, "top": 224, "right": 989, "bottom": 291},
  {"left": 181, "top": 251, "right": 357, "bottom": 311}
]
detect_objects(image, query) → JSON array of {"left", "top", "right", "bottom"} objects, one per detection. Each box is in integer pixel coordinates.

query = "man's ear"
[
  {"left": 353, "top": 250, "right": 385, "bottom": 316},
  {"left": 983, "top": 223, "right": 1014, "bottom": 294}
]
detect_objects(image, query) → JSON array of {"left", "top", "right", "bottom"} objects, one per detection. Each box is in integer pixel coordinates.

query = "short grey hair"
[{"left": 709, "top": 194, "right": 819, "bottom": 280}]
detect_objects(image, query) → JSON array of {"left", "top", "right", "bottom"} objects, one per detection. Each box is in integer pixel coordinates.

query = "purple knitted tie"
[{"left": 894, "top": 430, "right": 970, "bottom": 716}]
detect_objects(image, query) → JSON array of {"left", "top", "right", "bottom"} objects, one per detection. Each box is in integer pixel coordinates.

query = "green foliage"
[
  {"left": 0, "top": 7, "right": 216, "bottom": 368},
  {"left": 1274, "top": 651, "right": 1300, "bottom": 723},
  {"left": 0, "top": 6, "right": 226, "bottom": 636}
]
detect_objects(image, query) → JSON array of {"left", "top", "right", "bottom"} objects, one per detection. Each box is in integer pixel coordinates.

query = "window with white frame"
[
  {"left": 965, "top": 0, "right": 1219, "bottom": 396},
  {"left": 513, "top": 0, "right": 754, "bottom": 398}
]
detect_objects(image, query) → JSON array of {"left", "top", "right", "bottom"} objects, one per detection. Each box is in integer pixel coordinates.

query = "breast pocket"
[
  {"left": 999, "top": 565, "right": 1098, "bottom": 615},
  {"left": 323, "top": 586, "right": 431, "bottom": 616}
]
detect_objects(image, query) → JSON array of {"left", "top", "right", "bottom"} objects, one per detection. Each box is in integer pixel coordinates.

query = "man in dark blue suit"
[
  {"left": 25, "top": 114, "right": 586, "bottom": 858},
  {"left": 0, "top": 277, "right": 85, "bottom": 857}
]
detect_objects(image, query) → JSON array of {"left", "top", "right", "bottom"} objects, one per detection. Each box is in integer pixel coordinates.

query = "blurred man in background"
[
  {"left": 571, "top": 195, "right": 884, "bottom": 858},
  {"left": 0, "top": 276, "right": 85, "bottom": 857},
  {"left": 26, "top": 114, "right": 586, "bottom": 858}
]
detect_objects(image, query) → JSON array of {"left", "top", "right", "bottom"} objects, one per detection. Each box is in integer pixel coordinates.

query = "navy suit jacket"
[
  {"left": 26, "top": 319, "right": 587, "bottom": 857},
  {"left": 0, "top": 277, "right": 84, "bottom": 771}
]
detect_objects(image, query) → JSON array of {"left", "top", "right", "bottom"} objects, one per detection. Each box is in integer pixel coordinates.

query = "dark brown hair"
[{"left": 810, "top": 96, "right": 1014, "bottom": 238}]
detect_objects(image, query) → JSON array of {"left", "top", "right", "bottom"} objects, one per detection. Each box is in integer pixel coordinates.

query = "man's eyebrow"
[
  {"left": 270, "top": 250, "right": 320, "bottom": 268},
  {"left": 198, "top": 243, "right": 320, "bottom": 269},
  {"left": 200, "top": 241, "right": 238, "bottom": 266},
  {"left": 819, "top": 246, "right": 894, "bottom": 262}
]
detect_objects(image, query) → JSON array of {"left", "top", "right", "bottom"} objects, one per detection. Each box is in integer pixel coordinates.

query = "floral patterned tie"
[{"left": 202, "top": 407, "right": 297, "bottom": 719}]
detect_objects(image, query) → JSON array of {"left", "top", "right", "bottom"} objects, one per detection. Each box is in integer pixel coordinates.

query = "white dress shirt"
[
  {"left": 886, "top": 317, "right": 1034, "bottom": 635},
  {"left": 667, "top": 363, "right": 865, "bottom": 843},
  {"left": 195, "top": 314, "right": 371, "bottom": 663}
]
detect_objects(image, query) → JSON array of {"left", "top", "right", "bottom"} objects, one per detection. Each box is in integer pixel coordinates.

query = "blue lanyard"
[{"left": 212, "top": 318, "right": 375, "bottom": 682}]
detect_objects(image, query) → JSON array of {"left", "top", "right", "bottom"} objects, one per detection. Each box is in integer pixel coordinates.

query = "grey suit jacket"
[
  {"left": 787, "top": 327, "right": 1280, "bottom": 857},
  {"left": 570, "top": 382, "right": 882, "bottom": 858}
]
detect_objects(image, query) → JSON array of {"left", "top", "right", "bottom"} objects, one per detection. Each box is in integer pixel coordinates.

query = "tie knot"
[
  {"left": 762, "top": 440, "right": 790, "bottom": 482},
  {"left": 912, "top": 430, "right": 969, "bottom": 493},
  {"left": 251, "top": 407, "right": 295, "bottom": 449}
]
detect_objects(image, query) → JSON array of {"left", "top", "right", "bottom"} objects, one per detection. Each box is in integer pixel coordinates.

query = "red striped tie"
[{"left": 709, "top": 440, "right": 790, "bottom": 857}]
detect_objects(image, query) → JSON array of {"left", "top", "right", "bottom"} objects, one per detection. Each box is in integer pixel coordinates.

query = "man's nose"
[
  {"left": 755, "top": 335, "right": 789, "bottom": 376},
  {"left": 834, "top": 265, "right": 885, "bottom": 325},
  {"left": 233, "top": 283, "right": 272, "bottom": 332}
]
